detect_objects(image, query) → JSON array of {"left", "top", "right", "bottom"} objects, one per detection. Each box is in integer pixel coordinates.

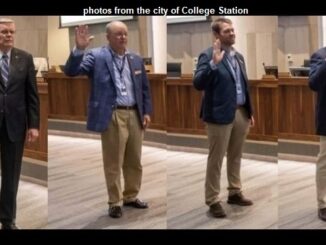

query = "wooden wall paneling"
[
  {"left": 24, "top": 82, "right": 48, "bottom": 161},
  {"left": 166, "top": 78, "right": 205, "bottom": 135},
  {"left": 46, "top": 73, "right": 89, "bottom": 121},
  {"left": 278, "top": 77, "right": 318, "bottom": 141},
  {"left": 248, "top": 79, "right": 278, "bottom": 142},
  {"left": 147, "top": 74, "right": 167, "bottom": 130}
]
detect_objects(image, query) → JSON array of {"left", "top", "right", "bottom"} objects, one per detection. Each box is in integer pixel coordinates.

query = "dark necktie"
[{"left": 1, "top": 54, "right": 9, "bottom": 87}]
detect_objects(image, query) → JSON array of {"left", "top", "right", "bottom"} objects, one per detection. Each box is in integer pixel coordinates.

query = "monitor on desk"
[
  {"left": 167, "top": 62, "right": 182, "bottom": 77},
  {"left": 303, "top": 59, "right": 310, "bottom": 67},
  {"left": 264, "top": 65, "right": 278, "bottom": 78},
  {"left": 289, "top": 67, "right": 310, "bottom": 77}
]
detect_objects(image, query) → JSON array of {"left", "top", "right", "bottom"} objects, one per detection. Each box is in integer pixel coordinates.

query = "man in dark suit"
[
  {"left": 193, "top": 17, "right": 254, "bottom": 218},
  {"left": 0, "top": 18, "right": 40, "bottom": 229},
  {"left": 308, "top": 47, "right": 326, "bottom": 222},
  {"left": 64, "top": 21, "right": 152, "bottom": 218}
]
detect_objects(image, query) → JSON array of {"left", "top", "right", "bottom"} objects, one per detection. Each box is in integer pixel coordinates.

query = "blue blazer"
[
  {"left": 309, "top": 47, "right": 326, "bottom": 136},
  {"left": 193, "top": 47, "right": 253, "bottom": 124},
  {"left": 64, "top": 46, "right": 152, "bottom": 133}
]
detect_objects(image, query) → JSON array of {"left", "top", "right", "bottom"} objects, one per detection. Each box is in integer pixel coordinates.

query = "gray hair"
[
  {"left": 106, "top": 21, "right": 127, "bottom": 35},
  {"left": 0, "top": 18, "right": 15, "bottom": 24}
]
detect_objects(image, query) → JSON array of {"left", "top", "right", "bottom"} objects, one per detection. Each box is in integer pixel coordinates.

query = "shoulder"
[
  {"left": 88, "top": 46, "right": 107, "bottom": 55},
  {"left": 128, "top": 52, "right": 142, "bottom": 60},
  {"left": 126, "top": 52, "right": 144, "bottom": 64},
  {"left": 12, "top": 48, "right": 32, "bottom": 58},
  {"left": 202, "top": 47, "right": 213, "bottom": 56},
  {"left": 312, "top": 47, "right": 326, "bottom": 58},
  {"left": 197, "top": 47, "right": 213, "bottom": 61},
  {"left": 235, "top": 51, "right": 244, "bottom": 60}
]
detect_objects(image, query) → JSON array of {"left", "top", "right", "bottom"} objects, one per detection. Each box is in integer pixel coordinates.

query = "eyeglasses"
[
  {"left": 114, "top": 33, "right": 127, "bottom": 38},
  {"left": 0, "top": 30, "right": 15, "bottom": 35}
]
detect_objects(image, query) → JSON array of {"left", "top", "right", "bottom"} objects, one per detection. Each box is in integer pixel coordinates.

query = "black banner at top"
[{"left": 1, "top": 0, "right": 326, "bottom": 15}]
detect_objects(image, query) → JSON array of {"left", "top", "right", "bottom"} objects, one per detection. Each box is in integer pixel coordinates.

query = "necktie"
[{"left": 1, "top": 54, "right": 9, "bottom": 87}]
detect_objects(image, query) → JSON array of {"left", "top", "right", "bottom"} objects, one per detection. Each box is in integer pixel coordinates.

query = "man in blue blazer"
[
  {"left": 65, "top": 21, "right": 152, "bottom": 218},
  {"left": 193, "top": 17, "right": 254, "bottom": 218},
  {"left": 308, "top": 47, "right": 326, "bottom": 222}
]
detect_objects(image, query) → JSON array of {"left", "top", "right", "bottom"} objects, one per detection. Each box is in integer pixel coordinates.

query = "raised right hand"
[
  {"left": 75, "top": 25, "right": 95, "bottom": 50},
  {"left": 212, "top": 39, "right": 225, "bottom": 64}
]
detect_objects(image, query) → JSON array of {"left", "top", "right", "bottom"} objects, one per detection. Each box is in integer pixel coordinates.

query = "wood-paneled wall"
[
  {"left": 23, "top": 81, "right": 48, "bottom": 161},
  {"left": 45, "top": 73, "right": 317, "bottom": 142},
  {"left": 166, "top": 77, "right": 205, "bottom": 135},
  {"left": 148, "top": 74, "right": 166, "bottom": 131},
  {"left": 46, "top": 73, "right": 89, "bottom": 121},
  {"left": 249, "top": 79, "right": 278, "bottom": 141},
  {"left": 279, "top": 76, "right": 317, "bottom": 141}
]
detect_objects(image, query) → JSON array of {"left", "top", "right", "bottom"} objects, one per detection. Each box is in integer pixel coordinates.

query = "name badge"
[
  {"left": 121, "top": 85, "right": 127, "bottom": 96},
  {"left": 236, "top": 83, "right": 242, "bottom": 95}
]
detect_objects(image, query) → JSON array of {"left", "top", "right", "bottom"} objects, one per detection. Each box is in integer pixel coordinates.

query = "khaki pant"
[
  {"left": 205, "top": 108, "right": 250, "bottom": 206},
  {"left": 101, "top": 109, "right": 143, "bottom": 207},
  {"left": 317, "top": 136, "right": 326, "bottom": 209}
]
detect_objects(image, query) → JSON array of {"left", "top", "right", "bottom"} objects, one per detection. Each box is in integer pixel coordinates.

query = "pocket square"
[{"left": 135, "top": 70, "right": 142, "bottom": 75}]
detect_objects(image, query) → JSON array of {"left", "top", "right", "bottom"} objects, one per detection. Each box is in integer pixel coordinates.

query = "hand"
[
  {"left": 143, "top": 115, "right": 151, "bottom": 129},
  {"left": 212, "top": 39, "right": 225, "bottom": 64},
  {"left": 75, "top": 25, "right": 95, "bottom": 50},
  {"left": 27, "top": 128, "right": 39, "bottom": 143},
  {"left": 249, "top": 116, "right": 255, "bottom": 127}
]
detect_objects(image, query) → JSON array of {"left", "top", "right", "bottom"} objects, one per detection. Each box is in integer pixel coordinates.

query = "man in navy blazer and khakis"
[
  {"left": 65, "top": 21, "right": 152, "bottom": 218},
  {"left": 193, "top": 17, "right": 254, "bottom": 218},
  {"left": 309, "top": 47, "right": 326, "bottom": 222}
]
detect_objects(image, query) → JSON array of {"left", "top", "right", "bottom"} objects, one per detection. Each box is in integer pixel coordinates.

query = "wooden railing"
[{"left": 45, "top": 72, "right": 317, "bottom": 142}]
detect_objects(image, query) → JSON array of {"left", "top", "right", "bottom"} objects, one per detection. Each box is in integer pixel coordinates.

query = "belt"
[
  {"left": 237, "top": 105, "right": 244, "bottom": 109},
  {"left": 115, "top": 105, "right": 137, "bottom": 110}
]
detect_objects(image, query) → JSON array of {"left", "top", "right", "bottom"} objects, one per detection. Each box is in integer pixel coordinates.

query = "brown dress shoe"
[
  {"left": 318, "top": 208, "right": 326, "bottom": 222},
  {"left": 108, "top": 206, "right": 122, "bottom": 218},
  {"left": 123, "top": 199, "right": 148, "bottom": 209},
  {"left": 209, "top": 202, "right": 226, "bottom": 218},
  {"left": 227, "top": 192, "right": 253, "bottom": 206}
]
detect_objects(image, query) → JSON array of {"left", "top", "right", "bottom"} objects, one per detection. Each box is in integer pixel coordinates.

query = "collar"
[
  {"left": 0, "top": 49, "right": 12, "bottom": 59},
  {"left": 222, "top": 46, "right": 236, "bottom": 57},
  {"left": 108, "top": 46, "right": 129, "bottom": 59}
]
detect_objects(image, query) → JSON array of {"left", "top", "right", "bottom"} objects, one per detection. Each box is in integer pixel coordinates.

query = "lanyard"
[
  {"left": 110, "top": 49, "right": 128, "bottom": 97},
  {"left": 111, "top": 50, "right": 126, "bottom": 78}
]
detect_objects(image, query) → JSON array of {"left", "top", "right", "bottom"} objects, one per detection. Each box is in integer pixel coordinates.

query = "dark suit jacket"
[
  {"left": 193, "top": 47, "right": 253, "bottom": 124},
  {"left": 0, "top": 48, "right": 40, "bottom": 142},
  {"left": 64, "top": 46, "right": 152, "bottom": 133},
  {"left": 309, "top": 47, "right": 326, "bottom": 136}
]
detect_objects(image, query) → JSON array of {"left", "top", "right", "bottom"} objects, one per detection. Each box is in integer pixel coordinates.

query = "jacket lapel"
[
  {"left": 126, "top": 53, "right": 138, "bottom": 91},
  {"left": 104, "top": 47, "right": 116, "bottom": 83},
  {"left": 222, "top": 56, "right": 236, "bottom": 83},
  {"left": 9, "top": 48, "right": 20, "bottom": 84},
  {"left": 235, "top": 53, "right": 248, "bottom": 82}
]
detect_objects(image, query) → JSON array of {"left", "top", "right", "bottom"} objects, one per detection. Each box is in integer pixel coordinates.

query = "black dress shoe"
[
  {"left": 227, "top": 192, "right": 253, "bottom": 206},
  {"left": 123, "top": 199, "right": 148, "bottom": 209},
  {"left": 1, "top": 223, "right": 19, "bottom": 230},
  {"left": 108, "top": 206, "right": 122, "bottom": 218},
  {"left": 318, "top": 208, "right": 326, "bottom": 222},
  {"left": 209, "top": 202, "right": 226, "bottom": 218}
]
